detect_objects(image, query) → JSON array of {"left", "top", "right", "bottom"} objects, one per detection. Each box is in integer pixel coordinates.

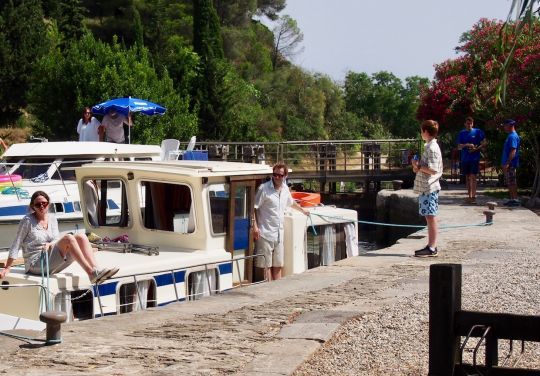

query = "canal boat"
[
  {"left": 0, "top": 159, "right": 358, "bottom": 331},
  {"left": 0, "top": 141, "right": 161, "bottom": 248}
]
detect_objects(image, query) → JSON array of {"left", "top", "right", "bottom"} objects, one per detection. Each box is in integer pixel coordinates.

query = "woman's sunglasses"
[{"left": 34, "top": 202, "right": 49, "bottom": 208}]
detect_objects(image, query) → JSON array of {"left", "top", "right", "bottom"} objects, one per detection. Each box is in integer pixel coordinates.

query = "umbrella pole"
[{"left": 128, "top": 97, "right": 131, "bottom": 144}]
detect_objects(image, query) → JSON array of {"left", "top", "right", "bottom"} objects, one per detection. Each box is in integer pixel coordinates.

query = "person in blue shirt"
[
  {"left": 500, "top": 119, "right": 521, "bottom": 206},
  {"left": 457, "top": 117, "right": 486, "bottom": 204}
]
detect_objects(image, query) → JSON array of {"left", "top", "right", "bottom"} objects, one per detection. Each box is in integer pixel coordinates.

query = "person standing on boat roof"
[
  {"left": 0, "top": 191, "right": 118, "bottom": 284},
  {"left": 99, "top": 108, "right": 131, "bottom": 143},
  {"left": 77, "top": 107, "right": 101, "bottom": 142},
  {"left": 252, "top": 163, "right": 309, "bottom": 281}
]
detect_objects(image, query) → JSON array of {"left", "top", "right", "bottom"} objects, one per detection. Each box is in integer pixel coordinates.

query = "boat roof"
[
  {"left": 77, "top": 160, "right": 274, "bottom": 178},
  {"left": 2, "top": 141, "right": 161, "bottom": 158}
]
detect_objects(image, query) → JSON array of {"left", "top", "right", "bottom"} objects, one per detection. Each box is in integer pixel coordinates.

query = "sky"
[{"left": 277, "top": 0, "right": 513, "bottom": 82}]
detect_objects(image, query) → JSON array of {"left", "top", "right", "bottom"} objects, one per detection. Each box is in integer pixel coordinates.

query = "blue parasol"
[{"left": 92, "top": 97, "right": 166, "bottom": 143}]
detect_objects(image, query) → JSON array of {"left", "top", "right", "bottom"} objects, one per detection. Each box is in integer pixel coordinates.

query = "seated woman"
[{"left": 0, "top": 191, "right": 118, "bottom": 284}]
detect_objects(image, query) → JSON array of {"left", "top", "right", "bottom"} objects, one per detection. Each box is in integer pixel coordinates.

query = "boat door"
[{"left": 226, "top": 178, "right": 256, "bottom": 284}]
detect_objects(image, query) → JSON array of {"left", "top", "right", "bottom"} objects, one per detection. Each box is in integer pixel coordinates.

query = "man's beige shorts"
[{"left": 255, "top": 237, "right": 284, "bottom": 268}]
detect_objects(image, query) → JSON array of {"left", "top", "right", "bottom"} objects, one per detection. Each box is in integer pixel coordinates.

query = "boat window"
[
  {"left": 82, "top": 178, "right": 128, "bottom": 227},
  {"left": 208, "top": 183, "right": 230, "bottom": 235},
  {"left": 133, "top": 157, "right": 153, "bottom": 161},
  {"left": 119, "top": 280, "right": 156, "bottom": 313},
  {"left": 11, "top": 158, "right": 53, "bottom": 179},
  {"left": 51, "top": 159, "right": 91, "bottom": 181},
  {"left": 187, "top": 269, "right": 217, "bottom": 300},
  {"left": 140, "top": 181, "right": 194, "bottom": 233},
  {"left": 306, "top": 224, "right": 348, "bottom": 268}
]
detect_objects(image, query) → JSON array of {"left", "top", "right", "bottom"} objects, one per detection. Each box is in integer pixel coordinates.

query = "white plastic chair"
[
  {"left": 160, "top": 139, "right": 180, "bottom": 160},
  {"left": 186, "top": 136, "right": 196, "bottom": 151}
]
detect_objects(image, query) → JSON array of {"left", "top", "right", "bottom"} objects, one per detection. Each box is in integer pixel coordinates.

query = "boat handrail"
[
  {"left": 0, "top": 282, "right": 51, "bottom": 314},
  {"left": 0, "top": 159, "right": 99, "bottom": 167},
  {"left": 94, "top": 253, "right": 268, "bottom": 317}
]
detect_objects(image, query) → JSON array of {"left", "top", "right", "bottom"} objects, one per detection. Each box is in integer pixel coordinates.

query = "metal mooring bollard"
[
  {"left": 483, "top": 209, "right": 496, "bottom": 224},
  {"left": 39, "top": 311, "right": 67, "bottom": 345},
  {"left": 486, "top": 201, "right": 498, "bottom": 210}
]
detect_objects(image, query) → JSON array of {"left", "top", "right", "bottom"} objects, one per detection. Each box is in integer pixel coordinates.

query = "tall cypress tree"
[
  {"left": 0, "top": 0, "right": 47, "bottom": 125},
  {"left": 58, "top": 0, "right": 87, "bottom": 42},
  {"left": 192, "top": 0, "right": 229, "bottom": 140}
]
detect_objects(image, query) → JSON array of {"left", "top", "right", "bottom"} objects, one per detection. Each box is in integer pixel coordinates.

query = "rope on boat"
[
  {"left": 40, "top": 246, "right": 52, "bottom": 312},
  {"left": 0, "top": 330, "right": 47, "bottom": 344}
]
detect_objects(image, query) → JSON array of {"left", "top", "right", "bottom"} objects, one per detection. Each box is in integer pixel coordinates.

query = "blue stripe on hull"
[
  {"left": 154, "top": 270, "right": 186, "bottom": 287},
  {"left": 218, "top": 262, "right": 232, "bottom": 275}
]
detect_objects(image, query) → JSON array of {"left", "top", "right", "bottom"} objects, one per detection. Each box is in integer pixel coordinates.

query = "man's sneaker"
[
  {"left": 414, "top": 246, "right": 438, "bottom": 258},
  {"left": 89, "top": 267, "right": 110, "bottom": 284},
  {"left": 470, "top": 197, "right": 477, "bottom": 205}
]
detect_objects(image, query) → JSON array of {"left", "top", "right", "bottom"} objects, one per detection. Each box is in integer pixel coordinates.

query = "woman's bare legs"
[
  {"left": 56, "top": 234, "right": 95, "bottom": 275},
  {"left": 74, "top": 233, "right": 98, "bottom": 269}
]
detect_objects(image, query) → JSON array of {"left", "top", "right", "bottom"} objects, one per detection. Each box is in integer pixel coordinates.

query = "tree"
[
  {"left": 344, "top": 71, "right": 427, "bottom": 139},
  {"left": 418, "top": 17, "right": 540, "bottom": 201},
  {"left": 58, "top": 0, "right": 87, "bottom": 42},
  {"left": 271, "top": 15, "right": 303, "bottom": 69},
  {"left": 497, "top": 0, "right": 540, "bottom": 104},
  {"left": 28, "top": 32, "right": 198, "bottom": 144},
  {"left": 0, "top": 0, "right": 48, "bottom": 125}
]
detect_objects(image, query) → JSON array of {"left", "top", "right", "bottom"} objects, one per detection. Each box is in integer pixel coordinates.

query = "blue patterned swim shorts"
[{"left": 418, "top": 191, "right": 439, "bottom": 216}]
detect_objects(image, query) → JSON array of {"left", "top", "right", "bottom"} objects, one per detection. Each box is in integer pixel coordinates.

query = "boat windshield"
[
  {"left": 51, "top": 159, "right": 94, "bottom": 181},
  {"left": 10, "top": 158, "right": 53, "bottom": 179}
]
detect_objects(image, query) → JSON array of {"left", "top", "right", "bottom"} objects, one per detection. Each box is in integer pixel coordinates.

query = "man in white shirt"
[
  {"left": 100, "top": 109, "right": 131, "bottom": 143},
  {"left": 252, "top": 163, "right": 308, "bottom": 281}
]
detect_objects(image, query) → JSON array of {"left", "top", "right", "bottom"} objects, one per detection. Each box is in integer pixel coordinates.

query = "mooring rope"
[
  {"left": 308, "top": 212, "right": 492, "bottom": 230},
  {"left": 40, "top": 246, "right": 52, "bottom": 312}
]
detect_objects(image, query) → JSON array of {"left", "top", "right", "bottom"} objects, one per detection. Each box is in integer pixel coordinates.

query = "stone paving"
[{"left": 0, "top": 188, "right": 538, "bottom": 375}]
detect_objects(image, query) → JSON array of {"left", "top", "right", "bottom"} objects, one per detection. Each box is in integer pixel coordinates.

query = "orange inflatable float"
[{"left": 291, "top": 191, "right": 321, "bottom": 207}]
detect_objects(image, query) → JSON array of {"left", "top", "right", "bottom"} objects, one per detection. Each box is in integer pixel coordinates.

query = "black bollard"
[
  {"left": 40, "top": 311, "right": 68, "bottom": 345},
  {"left": 483, "top": 209, "right": 496, "bottom": 224},
  {"left": 485, "top": 201, "right": 497, "bottom": 211},
  {"left": 429, "top": 264, "right": 462, "bottom": 376}
]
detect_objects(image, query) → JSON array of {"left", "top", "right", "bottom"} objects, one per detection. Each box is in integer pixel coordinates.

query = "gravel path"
[{"left": 294, "top": 247, "right": 540, "bottom": 375}]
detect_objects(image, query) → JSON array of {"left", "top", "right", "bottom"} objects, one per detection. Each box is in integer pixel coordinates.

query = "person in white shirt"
[
  {"left": 77, "top": 107, "right": 101, "bottom": 142},
  {"left": 252, "top": 163, "right": 308, "bottom": 281},
  {"left": 100, "top": 108, "right": 131, "bottom": 143}
]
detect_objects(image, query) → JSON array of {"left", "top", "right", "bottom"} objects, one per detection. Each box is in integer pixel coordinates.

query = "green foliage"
[
  {"left": 271, "top": 14, "right": 303, "bottom": 69},
  {"left": 344, "top": 71, "right": 426, "bottom": 139},
  {"left": 28, "top": 33, "right": 197, "bottom": 143},
  {"left": 0, "top": 0, "right": 48, "bottom": 125},
  {"left": 4, "top": 0, "right": 429, "bottom": 154},
  {"left": 222, "top": 22, "right": 274, "bottom": 80},
  {"left": 419, "top": 17, "right": 540, "bottom": 198},
  {"left": 58, "top": 0, "right": 87, "bottom": 42},
  {"left": 193, "top": 0, "right": 224, "bottom": 60}
]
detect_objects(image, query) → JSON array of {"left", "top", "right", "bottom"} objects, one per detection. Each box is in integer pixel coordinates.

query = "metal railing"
[
  {"left": 95, "top": 253, "right": 268, "bottom": 317},
  {"left": 178, "top": 139, "right": 420, "bottom": 172}
]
